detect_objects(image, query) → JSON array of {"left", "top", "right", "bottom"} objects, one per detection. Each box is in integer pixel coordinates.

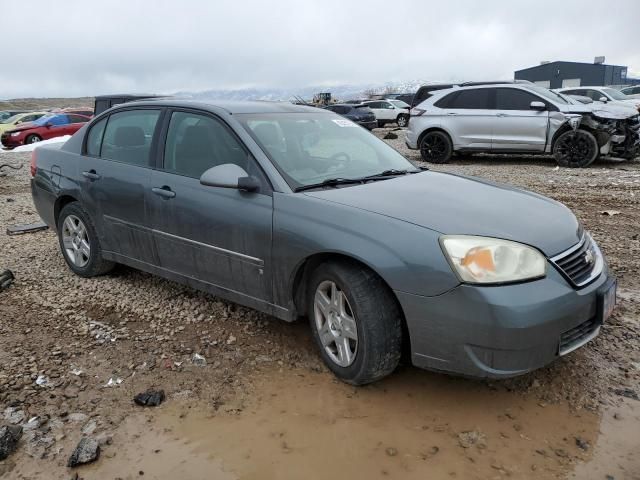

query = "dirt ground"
[{"left": 1, "top": 131, "right": 639, "bottom": 479}]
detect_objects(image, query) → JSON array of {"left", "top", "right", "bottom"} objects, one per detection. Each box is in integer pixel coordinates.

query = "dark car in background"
[
  {"left": 94, "top": 94, "right": 163, "bottom": 115},
  {"left": 1, "top": 113, "right": 91, "bottom": 148},
  {"left": 323, "top": 104, "right": 377, "bottom": 129}
]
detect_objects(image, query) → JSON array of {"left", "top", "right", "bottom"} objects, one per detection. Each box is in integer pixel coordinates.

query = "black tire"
[
  {"left": 25, "top": 134, "right": 42, "bottom": 144},
  {"left": 307, "top": 261, "right": 403, "bottom": 385},
  {"left": 396, "top": 114, "right": 408, "bottom": 128},
  {"left": 419, "top": 130, "right": 453, "bottom": 163},
  {"left": 553, "top": 129, "right": 599, "bottom": 168},
  {"left": 57, "top": 202, "right": 115, "bottom": 277}
]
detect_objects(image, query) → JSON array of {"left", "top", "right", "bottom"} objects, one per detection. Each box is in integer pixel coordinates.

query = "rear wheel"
[
  {"left": 25, "top": 134, "right": 41, "bottom": 144},
  {"left": 553, "top": 130, "right": 599, "bottom": 168},
  {"left": 58, "top": 202, "right": 115, "bottom": 277},
  {"left": 419, "top": 131, "right": 453, "bottom": 163},
  {"left": 308, "top": 261, "right": 402, "bottom": 385},
  {"left": 396, "top": 114, "right": 408, "bottom": 127}
]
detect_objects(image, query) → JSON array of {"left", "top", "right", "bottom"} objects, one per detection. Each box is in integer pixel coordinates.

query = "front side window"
[
  {"left": 163, "top": 111, "right": 250, "bottom": 179},
  {"left": 495, "top": 88, "right": 543, "bottom": 110},
  {"left": 101, "top": 110, "right": 160, "bottom": 166},
  {"left": 238, "top": 112, "right": 418, "bottom": 189}
]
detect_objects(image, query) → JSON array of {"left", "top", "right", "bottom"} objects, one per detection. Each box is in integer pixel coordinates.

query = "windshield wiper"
[
  {"left": 363, "top": 169, "right": 420, "bottom": 179},
  {"left": 294, "top": 177, "right": 366, "bottom": 192}
]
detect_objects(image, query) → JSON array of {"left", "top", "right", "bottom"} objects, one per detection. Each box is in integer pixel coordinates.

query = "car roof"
[{"left": 109, "top": 99, "right": 325, "bottom": 115}]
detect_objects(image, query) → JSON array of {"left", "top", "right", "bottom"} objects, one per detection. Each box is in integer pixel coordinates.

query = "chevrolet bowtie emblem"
[{"left": 584, "top": 249, "right": 594, "bottom": 265}]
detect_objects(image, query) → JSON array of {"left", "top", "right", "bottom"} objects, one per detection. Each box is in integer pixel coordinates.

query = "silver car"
[{"left": 406, "top": 83, "right": 640, "bottom": 167}]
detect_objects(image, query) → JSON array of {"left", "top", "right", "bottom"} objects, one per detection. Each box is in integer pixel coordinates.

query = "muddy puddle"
[
  {"left": 18, "top": 368, "right": 624, "bottom": 480},
  {"left": 5, "top": 367, "right": 639, "bottom": 479}
]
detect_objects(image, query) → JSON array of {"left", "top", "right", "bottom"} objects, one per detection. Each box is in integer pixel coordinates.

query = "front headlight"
[
  {"left": 10, "top": 132, "right": 21, "bottom": 137},
  {"left": 440, "top": 235, "right": 546, "bottom": 284}
]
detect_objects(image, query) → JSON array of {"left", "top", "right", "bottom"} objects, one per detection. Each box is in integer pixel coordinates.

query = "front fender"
[{"left": 272, "top": 192, "right": 460, "bottom": 309}]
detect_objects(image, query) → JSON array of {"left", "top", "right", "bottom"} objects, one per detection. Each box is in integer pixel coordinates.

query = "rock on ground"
[
  {"left": 0, "top": 425, "right": 23, "bottom": 460},
  {"left": 67, "top": 437, "right": 100, "bottom": 468}
]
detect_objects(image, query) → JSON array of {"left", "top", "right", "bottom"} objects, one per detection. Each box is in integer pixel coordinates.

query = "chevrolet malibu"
[{"left": 30, "top": 100, "right": 616, "bottom": 385}]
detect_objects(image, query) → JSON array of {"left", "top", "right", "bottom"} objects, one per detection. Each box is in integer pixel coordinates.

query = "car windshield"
[
  {"left": 32, "top": 114, "right": 56, "bottom": 126},
  {"left": 238, "top": 113, "right": 418, "bottom": 189},
  {"left": 602, "top": 88, "right": 628, "bottom": 101},
  {"left": 0, "top": 114, "right": 21, "bottom": 124},
  {"left": 390, "top": 100, "right": 410, "bottom": 108},
  {"left": 527, "top": 85, "right": 571, "bottom": 105}
]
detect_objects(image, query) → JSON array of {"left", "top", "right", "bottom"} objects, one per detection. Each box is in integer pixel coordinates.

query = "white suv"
[
  {"left": 361, "top": 100, "right": 410, "bottom": 127},
  {"left": 405, "top": 83, "right": 640, "bottom": 167}
]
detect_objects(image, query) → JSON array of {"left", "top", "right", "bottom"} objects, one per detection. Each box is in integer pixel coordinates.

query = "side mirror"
[
  {"left": 45, "top": 122, "right": 53, "bottom": 128},
  {"left": 599, "top": 96, "right": 608, "bottom": 103},
  {"left": 530, "top": 101, "right": 546, "bottom": 111},
  {"left": 200, "top": 164, "right": 259, "bottom": 192}
]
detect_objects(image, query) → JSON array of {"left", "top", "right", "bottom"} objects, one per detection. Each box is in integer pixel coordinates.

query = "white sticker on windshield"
[{"left": 332, "top": 119, "right": 358, "bottom": 127}]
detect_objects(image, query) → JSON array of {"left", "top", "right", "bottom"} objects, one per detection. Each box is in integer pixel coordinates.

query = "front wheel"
[
  {"left": 396, "top": 114, "right": 408, "bottom": 127},
  {"left": 308, "top": 261, "right": 403, "bottom": 385},
  {"left": 25, "top": 134, "right": 42, "bottom": 144},
  {"left": 553, "top": 130, "right": 599, "bottom": 168},
  {"left": 57, "top": 202, "right": 115, "bottom": 277},
  {"left": 419, "top": 131, "right": 453, "bottom": 163}
]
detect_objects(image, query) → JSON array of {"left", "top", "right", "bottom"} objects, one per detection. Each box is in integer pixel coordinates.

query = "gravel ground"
[{"left": 0, "top": 134, "right": 639, "bottom": 475}]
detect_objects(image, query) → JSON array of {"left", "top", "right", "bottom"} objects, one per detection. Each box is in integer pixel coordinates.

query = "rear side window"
[
  {"left": 163, "top": 111, "right": 250, "bottom": 179},
  {"left": 495, "top": 88, "right": 543, "bottom": 110},
  {"left": 101, "top": 110, "right": 161, "bottom": 166},
  {"left": 444, "top": 89, "right": 492, "bottom": 109},
  {"left": 86, "top": 117, "right": 107, "bottom": 156}
]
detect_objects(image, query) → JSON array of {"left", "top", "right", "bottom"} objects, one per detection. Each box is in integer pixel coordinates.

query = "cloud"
[{"left": 1, "top": 0, "right": 638, "bottom": 98}]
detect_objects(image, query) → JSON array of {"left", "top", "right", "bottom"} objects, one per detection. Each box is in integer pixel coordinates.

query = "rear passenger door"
[
  {"left": 437, "top": 88, "right": 494, "bottom": 149},
  {"left": 80, "top": 108, "right": 162, "bottom": 264},
  {"left": 147, "top": 109, "right": 274, "bottom": 303},
  {"left": 491, "top": 88, "right": 549, "bottom": 151}
]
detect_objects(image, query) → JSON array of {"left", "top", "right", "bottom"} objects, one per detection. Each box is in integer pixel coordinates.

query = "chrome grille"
[{"left": 551, "top": 234, "right": 602, "bottom": 288}]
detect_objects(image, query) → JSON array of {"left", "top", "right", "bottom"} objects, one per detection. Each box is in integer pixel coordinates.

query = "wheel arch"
[
  {"left": 290, "top": 252, "right": 411, "bottom": 357},
  {"left": 54, "top": 194, "right": 79, "bottom": 227},
  {"left": 417, "top": 127, "right": 454, "bottom": 149}
]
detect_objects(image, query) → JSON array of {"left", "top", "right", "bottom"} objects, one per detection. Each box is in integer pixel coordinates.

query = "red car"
[{"left": 1, "top": 113, "right": 91, "bottom": 148}]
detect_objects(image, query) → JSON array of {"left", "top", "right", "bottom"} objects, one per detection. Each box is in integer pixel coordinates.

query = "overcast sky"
[{"left": 1, "top": 0, "right": 639, "bottom": 99}]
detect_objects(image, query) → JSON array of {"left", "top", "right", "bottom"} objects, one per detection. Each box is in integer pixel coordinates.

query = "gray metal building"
[{"left": 514, "top": 60, "right": 639, "bottom": 88}]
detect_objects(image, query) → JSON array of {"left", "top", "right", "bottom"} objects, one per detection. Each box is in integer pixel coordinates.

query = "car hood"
[
  {"left": 303, "top": 172, "right": 581, "bottom": 256},
  {"left": 4, "top": 122, "right": 37, "bottom": 133},
  {"left": 558, "top": 102, "right": 638, "bottom": 120}
]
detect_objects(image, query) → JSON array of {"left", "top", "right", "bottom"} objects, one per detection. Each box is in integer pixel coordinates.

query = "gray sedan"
[{"left": 30, "top": 100, "right": 616, "bottom": 385}]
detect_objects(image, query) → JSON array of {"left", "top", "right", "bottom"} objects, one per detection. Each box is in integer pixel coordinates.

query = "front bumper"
[
  {"left": 396, "top": 265, "right": 611, "bottom": 379},
  {"left": 0, "top": 133, "right": 21, "bottom": 148}
]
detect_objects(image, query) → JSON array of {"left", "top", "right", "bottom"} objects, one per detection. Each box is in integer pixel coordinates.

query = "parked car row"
[
  {"left": 0, "top": 107, "right": 93, "bottom": 149},
  {"left": 326, "top": 99, "right": 410, "bottom": 128},
  {"left": 405, "top": 81, "right": 640, "bottom": 167}
]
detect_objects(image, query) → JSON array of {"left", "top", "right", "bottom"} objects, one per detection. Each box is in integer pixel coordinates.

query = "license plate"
[{"left": 598, "top": 278, "right": 617, "bottom": 324}]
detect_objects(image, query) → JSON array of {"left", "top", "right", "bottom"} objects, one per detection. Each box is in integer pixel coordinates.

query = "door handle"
[
  {"left": 82, "top": 170, "right": 101, "bottom": 180},
  {"left": 447, "top": 112, "right": 457, "bottom": 115},
  {"left": 496, "top": 113, "right": 509, "bottom": 118},
  {"left": 152, "top": 186, "right": 176, "bottom": 199}
]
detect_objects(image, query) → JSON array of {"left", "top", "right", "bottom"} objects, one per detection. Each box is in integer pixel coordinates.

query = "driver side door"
[{"left": 147, "top": 109, "right": 274, "bottom": 303}]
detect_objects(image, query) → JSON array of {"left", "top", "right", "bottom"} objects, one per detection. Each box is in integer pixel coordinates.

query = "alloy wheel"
[
  {"left": 61, "top": 215, "right": 91, "bottom": 268},
  {"left": 420, "top": 133, "right": 448, "bottom": 162},
  {"left": 555, "top": 132, "right": 596, "bottom": 166},
  {"left": 313, "top": 280, "right": 358, "bottom": 367}
]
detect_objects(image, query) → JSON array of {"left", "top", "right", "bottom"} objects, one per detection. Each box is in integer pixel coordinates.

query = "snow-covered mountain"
[{"left": 174, "top": 80, "right": 441, "bottom": 102}]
